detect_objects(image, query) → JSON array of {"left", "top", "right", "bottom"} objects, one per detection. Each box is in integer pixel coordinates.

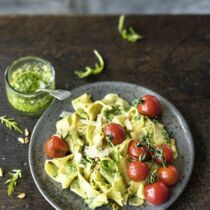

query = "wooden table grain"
[{"left": 0, "top": 15, "right": 210, "bottom": 210}]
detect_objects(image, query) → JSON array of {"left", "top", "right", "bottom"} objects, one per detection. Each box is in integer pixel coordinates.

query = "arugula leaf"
[
  {"left": 118, "top": 15, "right": 143, "bottom": 43},
  {"left": 104, "top": 105, "right": 121, "bottom": 122},
  {"left": 134, "top": 114, "right": 142, "bottom": 121},
  {"left": 0, "top": 116, "right": 23, "bottom": 134},
  {"left": 5, "top": 169, "right": 22, "bottom": 196},
  {"left": 132, "top": 98, "right": 144, "bottom": 107},
  {"left": 161, "top": 128, "right": 170, "bottom": 141},
  {"left": 146, "top": 166, "right": 158, "bottom": 184},
  {"left": 106, "top": 134, "right": 114, "bottom": 147},
  {"left": 74, "top": 50, "right": 104, "bottom": 78},
  {"left": 154, "top": 147, "right": 166, "bottom": 167}
]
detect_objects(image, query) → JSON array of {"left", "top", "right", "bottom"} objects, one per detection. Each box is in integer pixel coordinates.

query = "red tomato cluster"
[{"left": 128, "top": 95, "right": 179, "bottom": 206}]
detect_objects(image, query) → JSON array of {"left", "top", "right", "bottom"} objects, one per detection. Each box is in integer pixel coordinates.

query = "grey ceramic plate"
[{"left": 29, "top": 81, "right": 194, "bottom": 210}]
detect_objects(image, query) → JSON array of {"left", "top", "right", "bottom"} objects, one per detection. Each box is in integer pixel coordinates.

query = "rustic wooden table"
[{"left": 0, "top": 15, "right": 209, "bottom": 210}]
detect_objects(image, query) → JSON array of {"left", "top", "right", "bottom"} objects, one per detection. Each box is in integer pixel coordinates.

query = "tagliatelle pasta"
[{"left": 44, "top": 93, "right": 178, "bottom": 209}]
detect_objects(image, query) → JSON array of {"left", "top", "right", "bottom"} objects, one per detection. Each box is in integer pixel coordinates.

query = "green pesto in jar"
[
  {"left": 10, "top": 63, "right": 52, "bottom": 94},
  {"left": 6, "top": 60, "right": 55, "bottom": 116}
]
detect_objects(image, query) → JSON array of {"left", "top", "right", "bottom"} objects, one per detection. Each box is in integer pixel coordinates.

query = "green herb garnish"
[
  {"left": 152, "top": 118, "right": 159, "bottom": 124},
  {"left": 131, "top": 98, "right": 144, "bottom": 107},
  {"left": 104, "top": 105, "right": 121, "bottom": 122},
  {"left": 5, "top": 169, "right": 22, "bottom": 196},
  {"left": 118, "top": 15, "right": 143, "bottom": 43},
  {"left": 161, "top": 128, "right": 170, "bottom": 142},
  {"left": 141, "top": 133, "right": 154, "bottom": 151},
  {"left": 0, "top": 116, "right": 23, "bottom": 134},
  {"left": 154, "top": 147, "right": 166, "bottom": 167},
  {"left": 106, "top": 134, "right": 114, "bottom": 147},
  {"left": 74, "top": 50, "right": 104, "bottom": 78},
  {"left": 147, "top": 167, "right": 158, "bottom": 184},
  {"left": 80, "top": 156, "right": 90, "bottom": 166},
  {"left": 134, "top": 114, "right": 142, "bottom": 121}
]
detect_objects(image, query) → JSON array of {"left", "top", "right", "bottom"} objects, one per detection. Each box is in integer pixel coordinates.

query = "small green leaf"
[
  {"left": 147, "top": 168, "right": 158, "bottom": 184},
  {"left": 74, "top": 67, "right": 92, "bottom": 78},
  {"left": 5, "top": 169, "right": 22, "bottom": 196},
  {"left": 134, "top": 115, "right": 142, "bottom": 121},
  {"left": 74, "top": 50, "right": 104, "bottom": 78},
  {"left": 0, "top": 116, "right": 23, "bottom": 134},
  {"left": 154, "top": 147, "right": 167, "bottom": 167},
  {"left": 132, "top": 98, "right": 144, "bottom": 107},
  {"left": 118, "top": 15, "right": 143, "bottom": 43},
  {"left": 106, "top": 134, "right": 114, "bottom": 147},
  {"left": 161, "top": 128, "right": 170, "bottom": 142}
]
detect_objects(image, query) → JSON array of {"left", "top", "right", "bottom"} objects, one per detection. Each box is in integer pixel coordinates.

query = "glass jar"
[{"left": 4, "top": 56, "right": 55, "bottom": 117}]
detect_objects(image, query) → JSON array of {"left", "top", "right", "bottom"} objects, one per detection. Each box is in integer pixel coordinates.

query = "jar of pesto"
[{"left": 5, "top": 56, "right": 55, "bottom": 117}]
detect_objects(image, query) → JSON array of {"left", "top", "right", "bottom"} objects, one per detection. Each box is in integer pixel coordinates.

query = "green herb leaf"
[
  {"left": 152, "top": 119, "right": 159, "bottom": 124},
  {"left": 139, "top": 150, "right": 147, "bottom": 162},
  {"left": 118, "top": 15, "right": 143, "bottom": 43},
  {"left": 74, "top": 50, "right": 104, "bottom": 78},
  {"left": 5, "top": 169, "right": 22, "bottom": 196},
  {"left": 106, "top": 134, "right": 114, "bottom": 147},
  {"left": 147, "top": 167, "right": 158, "bottom": 184},
  {"left": 154, "top": 147, "right": 166, "bottom": 167},
  {"left": 104, "top": 105, "right": 121, "bottom": 122},
  {"left": 79, "top": 156, "right": 89, "bottom": 166},
  {"left": 0, "top": 116, "right": 23, "bottom": 134},
  {"left": 134, "top": 114, "right": 142, "bottom": 121},
  {"left": 132, "top": 98, "right": 144, "bottom": 107},
  {"left": 161, "top": 128, "right": 170, "bottom": 142}
]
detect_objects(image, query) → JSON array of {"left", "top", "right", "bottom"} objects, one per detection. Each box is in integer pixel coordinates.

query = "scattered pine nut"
[
  {"left": 18, "top": 137, "right": 25, "bottom": 144},
  {"left": 24, "top": 128, "right": 29, "bottom": 137},
  {"left": 17, "top": 193, "right": 26, "bottom": 199},
  {"left": 24, "top": 137, "right": 29, "bottom": 144},
  {"left": 0, "top": 168, "right": 3, "bottom": 177}
]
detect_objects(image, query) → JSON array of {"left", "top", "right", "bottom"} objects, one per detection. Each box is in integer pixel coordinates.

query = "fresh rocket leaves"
[
  {"left": 161, "top": 128, "right": 170, "bottom": 142},
  {"left": 5, "top": 169, "right": 22, "bottom": 196},
  {"left": 118, "top": 15, "right": 143, "bottom": 43},
  {"left": 154, "top": 147, "right": 167, "bottom": 167},
  {"left": 0, "top": 116, "right": 23, "bottom": 134},
  {"left": 104, "top": 105, "right": 121, "bottom": 122},
  {"left": 74, "top": 50, "right": 104, "bottom": 78},
  {"left": 106, "top": 134, "right": 114, "bottom": 147}
]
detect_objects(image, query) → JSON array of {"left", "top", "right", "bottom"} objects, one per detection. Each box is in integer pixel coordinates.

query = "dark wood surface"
[{"left": 0, "top": 15, "right": 210, "bottom": 210}]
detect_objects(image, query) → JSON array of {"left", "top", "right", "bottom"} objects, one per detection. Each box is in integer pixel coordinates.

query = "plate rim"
[{"left": 29, "top": 81, "right": 194, "bottom": 210}]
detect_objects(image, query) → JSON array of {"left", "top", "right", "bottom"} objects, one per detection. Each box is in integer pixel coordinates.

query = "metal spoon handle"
[{"left": 36, "top": 88, "right": 71, "bottom": 100}]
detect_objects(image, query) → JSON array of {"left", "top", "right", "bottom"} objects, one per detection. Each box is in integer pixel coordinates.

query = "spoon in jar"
[{"left": 36, "top": 88, "right": 71, "bottom": 100}]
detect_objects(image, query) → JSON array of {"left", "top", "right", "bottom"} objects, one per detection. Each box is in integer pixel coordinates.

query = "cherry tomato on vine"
[
  {"left": 44, "top": 135, "right": 69, "bottom": 158},
  {"left": 128, "top": 139, "right": 150, "bottom": 160},
  {"left": 137, "top": 95, "right": 161, "bottom": 118},
  {"left": 103, "top": 123, "right": 125, "bottom": 145},
  {"left": 158, "top": 165, "right": 179, "bottom": 186},
  {"left": 144, "top": 181, "right": 169, "bottom": 205},
  {"left": 127, "top": 161, "right": 149, "bottom": 181},
  {"left": 155, "top": 144, "right": 174, "bottom": 165}
]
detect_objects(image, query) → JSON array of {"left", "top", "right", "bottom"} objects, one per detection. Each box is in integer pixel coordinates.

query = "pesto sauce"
[
  {"left": 7, "top": 61, "right": 55, "bottom": 116},
  {"left": 10, "top": 63, "right": 51, "bottom": 94}
]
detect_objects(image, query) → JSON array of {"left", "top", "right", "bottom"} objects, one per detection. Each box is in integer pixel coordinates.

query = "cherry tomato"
[
  {"left": 155, "top": 144, "right": 174, "bottom": 165},
  {"left": 137, "top": 95, "right": 161, "bottom": 118},
  {"left": 158, "top": 165, "right": 179, "bottom": 186},
  {"left": 128, "top": 140, "right": 150, "bottom": 160},
  {"left": 103, "top": 123, "right": 125, "bottom": 145},
  {"left": 44, "top": 136, "right": 69, "bottom": 158},
  {"left": 127, "top": 161, "right": 149, "bottom": 181},
  {"left": 144, "top": 181, "right": 169, "bottom": 205}
]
